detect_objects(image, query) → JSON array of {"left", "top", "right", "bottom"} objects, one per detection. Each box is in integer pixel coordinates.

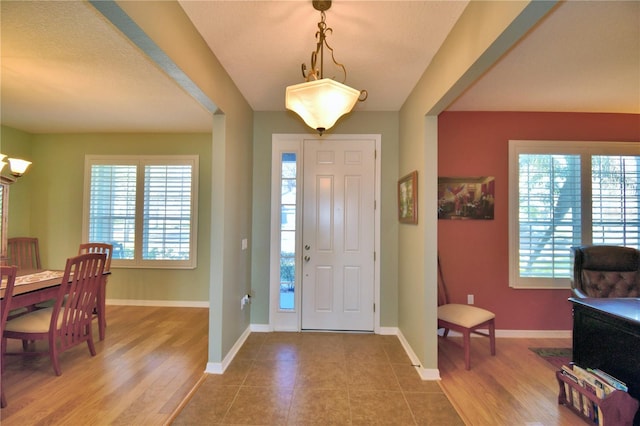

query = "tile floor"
[{"left": 173, "top": 332, "right": 464, "bottom": 425}]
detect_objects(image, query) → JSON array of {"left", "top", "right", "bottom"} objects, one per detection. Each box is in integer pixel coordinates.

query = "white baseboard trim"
[
  {"left": 106, "top": 299, "right": 209, "bottom": 308},
  {"left": 378, "top": 326, "right": 398, "bottom": 335},
  {"left": 418, "top": 368, "right": 441, "bottom": 381},
  {"left": 205, "top": 325, "right": 252, "bottom": 375},
  {"left": 250, "top": 324, "right": 272, "bottom": 333},
  {"left": 104, "top": 306, "right": 571, "bottom": 339},
  {"left": 395, "top": 329, "right": 441, "bottom": 381}
]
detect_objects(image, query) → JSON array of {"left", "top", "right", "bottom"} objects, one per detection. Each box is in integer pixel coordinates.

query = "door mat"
[{"left": 529, "top": 347, "right": 572, "bottom": 370}]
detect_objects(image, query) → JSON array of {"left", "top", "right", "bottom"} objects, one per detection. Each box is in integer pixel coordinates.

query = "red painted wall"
[{"left": 437, "top": 112, "right": 640, "bottom": 330}]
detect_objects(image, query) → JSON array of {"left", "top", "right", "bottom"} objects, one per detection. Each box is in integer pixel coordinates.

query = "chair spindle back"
[
  {"left": 0, "top": 265, "right": 18, "bottom": 407},
  {"left": 7, "top": 237, "right": 41, "bottom": 270},
  {"left": 53, "top": 253, "right": 106, "bottom": 352}
]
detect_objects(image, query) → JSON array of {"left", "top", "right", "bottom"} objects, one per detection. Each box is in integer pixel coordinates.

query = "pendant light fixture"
[
  {"left": 285, "top": 0, "right": 367, "bottom": 135},
  {"left": 0, "top": 153, "right": 31, "bottom": 184}
]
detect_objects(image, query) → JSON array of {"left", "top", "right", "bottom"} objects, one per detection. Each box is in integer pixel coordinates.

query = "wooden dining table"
[{"left": 0, "top": 269, "right": 65, "bottom": 309}]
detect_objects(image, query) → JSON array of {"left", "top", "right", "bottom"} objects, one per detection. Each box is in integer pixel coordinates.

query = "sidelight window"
[{"left": 279, "top": 153, "right": 297, "bottom": 310}]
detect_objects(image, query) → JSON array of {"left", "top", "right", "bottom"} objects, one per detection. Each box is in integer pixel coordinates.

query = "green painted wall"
[
  {"left": 3, "top": 128, "right": 212, "bottom": 302},
  {"left": 251, "top": 111, "right": 400, "bottom": 328},
  {"left": 1, "top": 126, "right": 35, "bottom": 237},
  {"left": 117, "top": 0, "right": 255, "bottom": 366}
]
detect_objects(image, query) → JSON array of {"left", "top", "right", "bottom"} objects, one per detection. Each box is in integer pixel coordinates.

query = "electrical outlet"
[
  {"left": 467, "top": 294, "right": 474, "bottom": 305},
  {"left": 240, "top": 294, "right": 252, "bottom": 309}
]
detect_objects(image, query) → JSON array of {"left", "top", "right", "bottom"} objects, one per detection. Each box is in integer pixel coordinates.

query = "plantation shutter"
[
  {"left": 84, "top": 155, "right": 198, "bottom": 268},
  {"left": 88, "top": 164, "right": 137, "bottom": 259},
  {"left": 510, "top": 140, "right": 640, "bottom": 289},
  {"left": 517, "top": 154, "right": 581, "bottom": 279},
  {"left": 142, "top": 164, "right": 193, "bottom": 260},
  {"left": 592, "top": 155, "right": 640, "bottom": 247}
]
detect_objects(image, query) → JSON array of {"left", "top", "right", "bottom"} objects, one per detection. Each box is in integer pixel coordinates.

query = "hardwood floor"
[
  {"left": 2, "top": 306, "right": 577, "bottom": 425},
  {"left": 438, "top": 334, "right": 576, "bottom": 425},
  {"left": 1, "top": 305, "right": 208, "bottom": 425}
]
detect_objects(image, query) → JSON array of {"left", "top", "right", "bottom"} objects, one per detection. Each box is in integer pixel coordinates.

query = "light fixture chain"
[{"left": 303, "top": 10, "right": 347, "bottom": 83}]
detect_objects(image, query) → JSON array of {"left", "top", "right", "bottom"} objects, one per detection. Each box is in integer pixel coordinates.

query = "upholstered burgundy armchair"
[{"left": 570, "top": 245, "right": 640, "bottom": 298}]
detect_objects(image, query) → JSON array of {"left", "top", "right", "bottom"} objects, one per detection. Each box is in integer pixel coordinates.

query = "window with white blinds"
[
  {"left": 591, "top": 155, "right": 640, "bottom": 247},
  {"left": 516, "top": 153, "right": 581, "bottom": 281},
  {"left": 509, "top": 140, "right": 639, "bottom": 289},
  {"left": 83, "top": 156, "right": 198, "bottom": 269}
]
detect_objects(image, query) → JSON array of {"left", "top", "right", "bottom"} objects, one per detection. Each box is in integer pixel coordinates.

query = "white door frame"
[{"left": 269, "top": 133, "right": 381, "bottom": 333}]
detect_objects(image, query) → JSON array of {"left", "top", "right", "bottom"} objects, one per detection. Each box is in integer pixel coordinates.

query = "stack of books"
[{"left": 559, "top": 364, "right": 629, "bottom": 425}]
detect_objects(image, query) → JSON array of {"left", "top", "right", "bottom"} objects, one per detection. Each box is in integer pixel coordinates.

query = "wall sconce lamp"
[
  {"left": 285, "top": 0, "right": 367, "bottom": 135},
  {"left": 0, "top": 153, "right": 32, "bottom": 184}
]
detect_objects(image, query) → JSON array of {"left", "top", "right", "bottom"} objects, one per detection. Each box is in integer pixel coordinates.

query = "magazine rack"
[{"left": 556, "top": 370, "right": 639, "bottom": 426}]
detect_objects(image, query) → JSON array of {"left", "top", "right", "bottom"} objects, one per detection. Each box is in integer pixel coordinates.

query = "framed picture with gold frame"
[
  {"left": 398, "top": 171, "right": 418, "bottom": 224},
  {"left": 437, "top": 176, "right": 495, "bottom": 220}
]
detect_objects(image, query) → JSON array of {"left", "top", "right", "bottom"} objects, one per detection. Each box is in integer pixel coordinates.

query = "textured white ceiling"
[
  {"left": 448, "top": 1, "right": 640, "bottom": 113},
  {"left": 0, "top": 1, "right": 212, "bottom": 133},
  {"left": 178, "top": 0, "right": 468, "bottom": 111},
  {"left": 0, "top": 1, "right": 638, "bottom": 134}
]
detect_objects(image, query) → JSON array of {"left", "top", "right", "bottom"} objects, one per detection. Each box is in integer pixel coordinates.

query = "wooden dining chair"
[
  {"left": 3, "top": 252, "right": 106, "bottom": 376},
  {"left": 7, "top": 237, "right": 41, "bottom": 271},
  {"left": 0, "top": 265, "right": 18, "bottom": 408},
  {"left": 78, "top": 243, "right": 113, "bottom": 341},
  {"left": 437, "top": 256, "right": 496, "bottom": 370}
]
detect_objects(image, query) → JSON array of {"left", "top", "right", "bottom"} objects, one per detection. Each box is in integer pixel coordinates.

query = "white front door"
[{"left": 301, "top": 137, "right": 376, "bottom": 331}]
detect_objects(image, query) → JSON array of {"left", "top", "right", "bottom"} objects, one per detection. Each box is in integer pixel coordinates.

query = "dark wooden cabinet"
[{"left": 570, "top": 297, "right": 640, "bottom": 425}]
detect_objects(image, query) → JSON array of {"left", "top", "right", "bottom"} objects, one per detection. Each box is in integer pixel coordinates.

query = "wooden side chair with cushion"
[
  {"left": 437, "top": 256, "right": 496, "bottom": 370},
  {"left": 78, "top": 243, "right": 113, "bottom": 341},
  {"left": 0, "top": 265, "right": 18, "bottom": 408},
  {"left": 7, "top": 237, "right": 41, "bottom": 271},
  {"left": 3, "top": 252, "right": 106, "bottom": 376}
]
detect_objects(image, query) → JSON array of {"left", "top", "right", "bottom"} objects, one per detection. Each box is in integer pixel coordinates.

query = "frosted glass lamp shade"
[
  {"left": 8, "top": 158, "right": 31, "bottom": 176},
  {"left": 286, "top": 78, "right": 360, "bottom": 134},
  {"left": 0, "top": 161, "right": 6, "bottom": 174}
]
